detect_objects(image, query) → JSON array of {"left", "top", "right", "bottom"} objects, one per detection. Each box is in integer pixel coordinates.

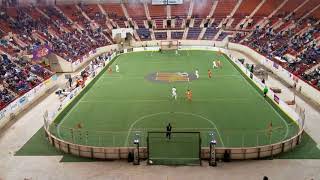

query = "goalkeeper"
[{"left": 166, "top": 123, "right": 172, "bottom": 140}]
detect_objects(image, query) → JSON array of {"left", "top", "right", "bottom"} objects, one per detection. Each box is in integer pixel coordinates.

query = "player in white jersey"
[
  {"left": 171, "top": 87, "right": 177, "bottom": 100},
  {"left": 213, "top": 60, "right": 218, "bottom": 69},
  {"left": 195, "top": 69, "right": 199, "bottom": 79},
  {"left": 115, "top": 64, "right": 119, "bottom": 72}
]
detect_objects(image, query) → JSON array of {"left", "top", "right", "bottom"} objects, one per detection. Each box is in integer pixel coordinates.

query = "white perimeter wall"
[{"left": 227, "top": 42, "right": 320, "bottom": 105}]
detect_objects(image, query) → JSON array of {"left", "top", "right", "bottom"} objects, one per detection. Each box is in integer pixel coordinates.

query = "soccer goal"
[
  {"left": 147, "top": 131, "right": 201, "bottom": 166},
  {"left": 160, "top": 40, "right": 179, "bottom": 51}
]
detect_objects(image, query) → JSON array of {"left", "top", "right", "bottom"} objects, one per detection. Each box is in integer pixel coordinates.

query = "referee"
[{"left": 166, "top": 123, "right": 172, "bottom": 140}]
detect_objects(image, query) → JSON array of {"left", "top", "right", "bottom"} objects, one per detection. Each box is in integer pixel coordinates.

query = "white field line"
[
  {"left": 226, "top": 57, "right": 289, "bottom": 141},
  {"left": 124, "top": 111, "right": 225, "bottom": 147},
  {"left": 56, "top": 88, "right": 91, "bottom": 138},
  {"left": 79, "top": 98, "right": 250, "bottom": 103}
]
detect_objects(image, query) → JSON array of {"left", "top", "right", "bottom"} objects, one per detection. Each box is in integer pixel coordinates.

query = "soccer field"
[{"left": 51, "top": 50, "right": 299, "bottom": 148}]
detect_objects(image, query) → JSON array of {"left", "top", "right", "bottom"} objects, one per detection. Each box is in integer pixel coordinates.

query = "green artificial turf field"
[
  {"left": 148, "top": 131, "right": 201, "bottom": 165},
  {"left": 50, "top": 50, "right": 299, "bottom": 151}
]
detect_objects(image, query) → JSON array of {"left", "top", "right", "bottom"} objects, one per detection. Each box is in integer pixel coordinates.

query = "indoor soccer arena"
[{"left": 0, "top": 0, "right": 319, "bottom": 179}]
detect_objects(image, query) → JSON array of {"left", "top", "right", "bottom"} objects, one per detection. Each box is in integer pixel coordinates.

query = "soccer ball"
[{"left": 149, "top": 160, "right": 153, "bottom": 164}]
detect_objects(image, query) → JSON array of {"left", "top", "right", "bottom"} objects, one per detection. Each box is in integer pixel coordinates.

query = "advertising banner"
[
  {"left": 274, "top": 94, "right": 279, "bottom": 104},
  {"left": 10, "top": 99, "right": 19, "bottom": 112},
  {"left": 0, "top": 108, "right": 7, "bottom": 120},
  {"left": 18, "top": 95, "right": 28, "bottom": 107}
]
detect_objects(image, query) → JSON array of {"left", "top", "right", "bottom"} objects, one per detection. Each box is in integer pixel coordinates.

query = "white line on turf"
[
  {"left": 211, "top": 75, "right": 240, "bottom": 78},
  {"left": 124, "top": 111, "right": 225, "bottom": 147},
  {"left": 242, "top": 77, "right": 289, "bottom": 141},
  {"left": 100, "top": 76, "right": 123, "bottom": 79},
  {"left": 79, "top": 98, "right": 250, "bottom": 103},
  {"left": 100, "top": 77, "right": 144, "bottom": 80},
  {"left": 56, "top": 86, "right": 92, "bottom": 138},
  {"left": 175, "top": 112, "right": 225, "bottom": 147},
  {"left": 226, "top": 57, "right": 289, "bottom": 141}
]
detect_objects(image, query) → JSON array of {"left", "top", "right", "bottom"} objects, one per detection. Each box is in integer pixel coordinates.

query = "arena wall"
[
  {"left": 0, "top": 75, "right": 57, "bottom": 130},
  {"left": 48, "top": 44, "right": 119, "bottom": 73},
  {"left": 44, "top": 44, "right": 304, "bottom": 161},
  {"left": 227, "top": 43, "right": 320, "bottom": 105},
  {"left": 45, "top": 128, "right": 302, "bottom": 161}
]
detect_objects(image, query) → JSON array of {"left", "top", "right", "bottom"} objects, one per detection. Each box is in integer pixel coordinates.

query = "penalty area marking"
[{"left": 124, "top": 111, "right": 225, "bottom": 147}]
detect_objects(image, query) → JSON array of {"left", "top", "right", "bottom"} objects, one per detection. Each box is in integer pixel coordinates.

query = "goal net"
[
  {"left": 160, "top": 40, "right": 179, "bottom": 51},
  {"left": 147, "top": 132, "right": 201, "bottom": 165}
]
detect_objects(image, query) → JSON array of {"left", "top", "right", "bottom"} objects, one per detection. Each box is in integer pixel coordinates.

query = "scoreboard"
[{"left": 152, "top": 0, "right": 183, "bottom": 5}]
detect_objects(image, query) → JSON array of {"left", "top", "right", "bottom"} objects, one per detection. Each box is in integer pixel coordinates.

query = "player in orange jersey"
[
  {"left": 208, "top": 69, "right": 212, "bottom": 78},
  {"left": 186, "top": 89, "right": 192, "bottom": 102},
  {"left": 108, "top": 67, "right": 112, "bottom": 74}
]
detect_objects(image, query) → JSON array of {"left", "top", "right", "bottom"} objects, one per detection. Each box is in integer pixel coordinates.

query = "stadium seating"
[
  {"left": 0, "top": 54, "right": 43, "bottom": 96},
  {"left": 233, "top": 0, "right": 260, "bottom": 17},
  {"left": 192, "top": 0, "right": 213, "bottom": 18},
  {"left": 174, "top": 18, "right": 184, "bottom": 29},
  {"left": 293, "top": 0, "right": 319, "bottom": 20},
  {"left": 171, "top": 2, "right": 190, "bottom": 18},
  {"left": 202, "top": 26, "right": 219, "bottom": 40},
  {"left": 213, "top": 0, "right": 237, "bottom": 17},
  {"left": 154, "top": 32, "right": 167, "bottom": 40},
  {"left": 217, "top": 31, "right": 233, "bottom": 41},
  {"left": 274, "top": 0, "right": 304, "bottom": 18},
  {"left": 240, "top": 16, "right": 319, "bottom": 79},
  {"left": 125, "top": 2, "right": 146, "bottom": 19},
  {"left": 137, "top": 28, "right": 151, "bottom": 40},
  {"left": 125, "top": 2, "right": 147, "bottom": 31},
  {"left": 302, "top": 67, "right": 320, "bottom": 89},
  {"left": 79, "top": 4, "right": 108, "bottom": 29},
  {"left": 187, "top": 27, "right": 201, "bottom": 40},
  {"left": 193, "top": 18, "right": 203, "bottom": 27},
  {"left": 254, "top": 0, "right": 283, "bottom": 18},
  {"left": 248, "top": 0, "right": 283, "bottom": 28},
  {"left": 171, "top": 31, "right": 183, "bottom": 39},
  {"left": 154, "top": 19, "right": 164, "bottom": 29},
  {"left": 148, "top": 4, "right": 166, "bottom": 18},
  {"left": 101, "top": 3, "right": 127, "bottom": 28}
]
